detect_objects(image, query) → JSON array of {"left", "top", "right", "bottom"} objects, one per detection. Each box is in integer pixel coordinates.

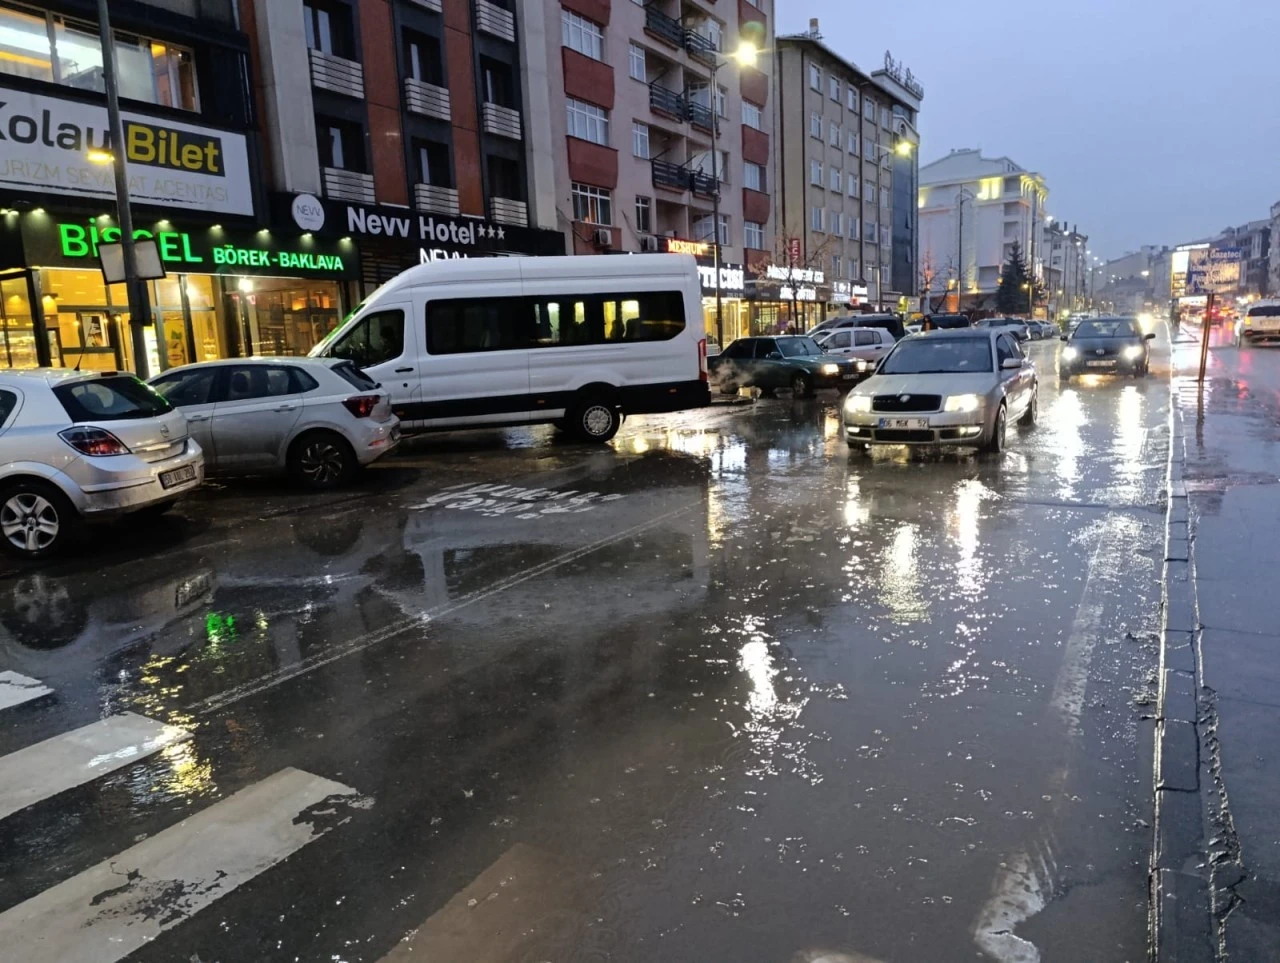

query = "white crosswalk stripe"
[
  {"left": 0, "top": 712, "right": 187, "bottom": 822},
  {"left": 0, "top": 671, "right": 52, "bottom": 712},
  {"left": 0, "top": 766, "right": 357, "bottom": 963}
]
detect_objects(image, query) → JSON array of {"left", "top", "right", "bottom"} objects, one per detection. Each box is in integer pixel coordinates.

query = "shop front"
[
  {"left": 272, "top": 193, "right": 565, "bottom": 294},
  {"left": 0, "top": 210, "right": 359, "bottom": 372}
]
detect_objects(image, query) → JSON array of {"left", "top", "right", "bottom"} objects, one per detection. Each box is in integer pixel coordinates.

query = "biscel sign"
[{"left": 21, "top": 214, "right": 358, "bottom": 280}]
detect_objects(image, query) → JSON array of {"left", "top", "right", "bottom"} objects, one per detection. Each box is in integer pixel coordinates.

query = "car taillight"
[
  {"left": 59, "top": 426, "right": 130, "bottom": 456},
  {"left": 342, "top": 394, "right": 380, "bottom": 418},
  {"left": 698, "top": 338, "right": 708, "bottom": 381}
]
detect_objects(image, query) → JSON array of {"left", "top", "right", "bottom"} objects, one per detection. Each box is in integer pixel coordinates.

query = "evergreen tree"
[{"left": 996, "top": 240, "right": 1030, "bottom": 315}]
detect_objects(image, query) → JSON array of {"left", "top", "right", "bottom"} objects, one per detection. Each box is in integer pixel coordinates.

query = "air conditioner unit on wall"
[
  {"left": 593, "top": 228, "right": 612, "bottom": 247},
  {"left": 641, "top": 235, "right": 661, "bottom": 252}
]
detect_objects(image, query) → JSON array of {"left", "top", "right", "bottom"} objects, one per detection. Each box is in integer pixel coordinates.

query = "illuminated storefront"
[{"left": 0, "top": 209, "right": 359, "bottom": 372}]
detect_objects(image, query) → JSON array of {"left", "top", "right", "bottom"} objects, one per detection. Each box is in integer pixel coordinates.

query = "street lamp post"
[
  {"left": 705, "top": 41, "right": 758, "bottom": 349},
  {"left": 96, "top": 0, "right": 152, "bottom": 378}
]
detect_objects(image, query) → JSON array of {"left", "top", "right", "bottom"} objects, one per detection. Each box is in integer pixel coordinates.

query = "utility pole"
[
  {"left": 955, "top": 189, "right": 966, "bottom": 312},
  {"left": 97, "top": 0, "right": 152, "bottom": 378},
  {"left": 1027, "top": 186, "right": 1037, "bottom": 317},
  {"left": 708, "top": 58, "right": 724, "bottom": 348}
]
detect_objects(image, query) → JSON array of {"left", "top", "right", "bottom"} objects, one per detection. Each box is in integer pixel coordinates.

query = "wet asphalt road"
[{"left": 0, "top": 336, "right": 1171, "bottom": 963}]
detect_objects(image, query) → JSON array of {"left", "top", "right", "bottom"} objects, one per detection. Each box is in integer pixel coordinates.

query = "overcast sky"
[{"left": 777, "top": 1, "right": 1280, "bottom": 261}]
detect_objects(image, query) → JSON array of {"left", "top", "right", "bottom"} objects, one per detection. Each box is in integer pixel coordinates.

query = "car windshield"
[
  {"left": 1074, "top": 320, "right": 1137, "bottom": 338},
  {"left": 777, "top": 337, "right": 823, "bottom": 357},
  {"left": 880, "top": 338, "right": 993, "bottom": 374}
]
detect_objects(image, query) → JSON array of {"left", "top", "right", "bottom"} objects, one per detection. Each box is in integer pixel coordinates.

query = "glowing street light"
[{"left": 86, "top": 149, "right": 114, "bottom": 165}]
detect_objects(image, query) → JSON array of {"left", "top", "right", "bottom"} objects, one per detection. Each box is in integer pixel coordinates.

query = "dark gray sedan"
[
  {"left": 708, "top": 336, "right": 859, "bottom": 397},
  {"left": 1058, "top": 317, "right": 1154, "bottom": 381}
]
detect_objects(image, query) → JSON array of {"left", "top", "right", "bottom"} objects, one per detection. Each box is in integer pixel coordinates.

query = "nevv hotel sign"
[{"left": 0, "top": 86, "right": 254, "bottom": 216}]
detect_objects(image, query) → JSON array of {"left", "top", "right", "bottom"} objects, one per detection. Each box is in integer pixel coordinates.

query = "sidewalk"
[{"left": 1157, "top": 325, "right": 1280, "bottom": 960}]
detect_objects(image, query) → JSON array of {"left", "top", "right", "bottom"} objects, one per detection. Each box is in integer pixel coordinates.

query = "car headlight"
[
  {"left": 1123, "top": 344, "right": 1144, "bottom": 360},
  {"left": 856, "top": 359, "right": 870, "bottom": 371},
  {"left": 943, "top": 393, "right": 982, "bottom": 413},
  {"left": 821, "top": 363, "right": 839, "bottom": 375},
  {"left": 1062, "top": 346, "right": 1079, "bottom": 360},
  {"left": 845, "top": 394, "right": 872, "bottom": 413}
]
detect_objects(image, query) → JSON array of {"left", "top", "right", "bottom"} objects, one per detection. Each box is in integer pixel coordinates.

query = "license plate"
[
  {"left": 878, "top": 417, "right": 929, "bottom": 429},
  {"left": 1086, "top": 360, "right": 1115, "bottom": 367},
  {"left": 841, "top": 373, "right": 857, "bottom": 380},
  {"left": 159, "top": 465, "right": 197, "bottom": 489}
]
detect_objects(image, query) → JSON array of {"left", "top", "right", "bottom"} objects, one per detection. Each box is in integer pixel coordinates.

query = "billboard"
[{"left": 1187, "top": 247, "right": 1242, "bottom": 295}]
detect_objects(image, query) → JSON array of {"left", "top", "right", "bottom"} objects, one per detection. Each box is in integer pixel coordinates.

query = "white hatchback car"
[
  {"left": 842, "top": 330, "right": 1038, "bottom": 454},
  {"left": 149, "top": 357, "right": 400, "bottom": 488},
  {"left": 0, "top": 370, "right": 204, "bottom": 559}
]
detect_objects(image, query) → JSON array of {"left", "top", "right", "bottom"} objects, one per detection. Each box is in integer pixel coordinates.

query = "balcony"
[
  {"left": 408, "top": 0, "right": 442, "bottom": 10},
  {"left": 475, "top": 0, "right": 516, "bottom": 42},
  {"left": 644, "top": 8, "right": 684, "bottom": 48},
  {"left": 651, "top": 159, "right": 689, "bottom": 192},
  {"left": 309, "top": 49, "right": 364, "bottom": 99},
  {"left": 648, "top": 83, "right": 685, "bottom": 121},
  {"left": 686, "top": 100, "right": 714, "bottom": 132},
  {"left": 481, "top": 102, "right": 523, "bottom": 140},
  {"left": 414, "top": 183, "right": 459, "bottom": 216},
  {"left": 404, "top": 77, "right": 450, "bottom": 121},
  {"left": 684, "top": 29, "right": 717, "bottom": 65},
  {"left": 689, "top": 170, "right": 718, "bottom": 196},
  {"left": 490, "top": 197, "right": 528, "bottom": 226},
  {"left": 323, "top": 168, "right": 375, "bottom": 204}
]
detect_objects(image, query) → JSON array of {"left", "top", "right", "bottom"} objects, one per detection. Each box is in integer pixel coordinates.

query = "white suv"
[{"left": 0, "top": 370, "right": 204, "bottom": 559}]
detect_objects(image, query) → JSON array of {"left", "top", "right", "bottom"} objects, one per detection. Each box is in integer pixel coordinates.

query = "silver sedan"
[
  {"left": 0, "top": 370, "right": 204, "bottom": 559},
  {"left": 149, "top": 357, "right": 400, "bottom": 488}
]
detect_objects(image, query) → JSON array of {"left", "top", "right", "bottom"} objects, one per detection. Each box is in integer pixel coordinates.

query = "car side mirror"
[
  {"left": 767, "top": 351, "right": 783, "bottom": 360},
  {"left": 1144, "top": 332, "right": 1155, "bottom": 340},
  {"left": 1001, "top": 357, "right": 1023, "bottom": 370},
  {"left": 1060, "top": 335, "right": 1069, "bottom": 342}
]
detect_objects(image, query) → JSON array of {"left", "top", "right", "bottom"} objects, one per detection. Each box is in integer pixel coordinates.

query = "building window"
[
  {"left": 865, "top": 180, "right": 876, "bottom": 203},
  {"left": 744, "top": 161, "right": 765, "bottom": 191},
  {"left": 810, "top": 160, "right": 822, "bottom": 186},
  {"left": 635, "top": 195, "right": 652, "bottom": 234},
  {"left": 487, "top": 155, "right": 523, "bottom": 200},
  {"left": 847, "top": 130, "right": 859, "bottom": 154},
  {"left": 811, "top": 206, "right": 823, "bottom": 232},
  {"left": 809, "top": 112, "right": 822, "bottom": 138},
  {"left": 692, "top": 149, "right": 727, "bottom": 182},
  {"left": 304, "top": 1, "right": 356, "bottom": 57},
  {"left": 850, "top": 257, "right": 860, "bottom": 278},
  {"left": 318, "top": 117, "right": 364, "bottom": 171},
  {"left": 881, "top": 224, "right": 891, "bottom": 246},
  {"left": 0, "top": 6, "right": 203, "bottom": 110},
  {"left": 880, "top": 189, "right": 889, "bottom": 209},
  {"left": 866, "top": 219, "right": 877, "bottom": 240},
  {"left": 863, "top": 97, "right": 875, "bottom": 120},
  {"left": 848, "top": 177, "right": 858, "bottom": 198},
  {"left": 480, "top": 57, "right": 516, "bottom": 107},
  {"left": 566, "top": 97, "right": 609, "bottom": 145},
  {"left": 832, "top": 254, "right": 841, "bottom": 278},
  {"left": 403, "top": 31, "right": 444, "bottom": 85},
  {"left": 831, "top": 212, "right": 842, "bottom": 236},
  {"left": 829, "top": 76, "right": 840, "bottom": 101},
  {"left": 847, "top": 87, "right": 858, "bottom": 112},
  {"left": 742, "top": 101, "right": 763, "bottom": 129},
  {"left": 632, "top": 121, "right": 650, "bottom": 158},
  {"left": 848, "top": 217, "right": 859, "bottom": 240},
  {"left": 809, "top": 63, "right": 821, "bottom": 90},
  {"left": 688, "top": 83, "right": 726, "bottom": 118},
  {"left": 561, "top": 10, "right": 603, "bottom": 60},
  {"left": 829, "top": 122, "right": 840, "bottom": 146},
  {"left": 413, "top": 139, "right": 452, "bottom": 186},
  {"left": 829, "top": 168, "right": 841, "bottom": 192},
  {"left": 572, "top": 183, "right": 612, "bottom": 224},
  {"left": 744, "top": 221, "right": 764, "bottom": 249},
  {"left": 693, "top": 213, "right": 728, "bottom": 246},
  {"left": 628, "top": 42, "right": 646, "bottom": 82},
  {"left": 881, "top": 106, "right": 891, "bottom": 128}
]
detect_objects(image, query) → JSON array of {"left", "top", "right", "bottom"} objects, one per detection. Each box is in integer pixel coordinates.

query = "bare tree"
[{"left": 748, "top": 229, "right": 840, "bottom": 334}]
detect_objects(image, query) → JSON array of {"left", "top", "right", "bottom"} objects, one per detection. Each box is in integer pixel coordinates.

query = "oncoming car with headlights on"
[
  {"left": 841, "top": 330, "right": 1038, "bottom": 454},
  {"left": 1058, "top": 317, "right": 1153, "bottom": 381}
]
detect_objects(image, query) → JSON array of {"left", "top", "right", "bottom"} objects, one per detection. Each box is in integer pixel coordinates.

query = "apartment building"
[
  {"left": 1043, "top": 221, "right": 1089, "bottom": 316},
  {"left": 253, "top": 0, "right": 565, "bottom": 292},
  {"left": 774, "top": 26, "right": 920, "bottom": 325},
  {"left": 918, "top": 148, "right": 1048, "bottom": 312},
  {"left": 526, "top": 0, "right": 777, "bottom": 343}
]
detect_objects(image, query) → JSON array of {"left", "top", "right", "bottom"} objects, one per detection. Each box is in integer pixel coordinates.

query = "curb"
[{"left": 1149, "top": 381, "right": 1214, "bottom": 961}]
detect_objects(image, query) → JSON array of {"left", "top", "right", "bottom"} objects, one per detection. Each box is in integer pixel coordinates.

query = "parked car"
[
  {"left": 312, "top": 253, "right": 710, "bottom": 443},
  {"left": 1058, "top": 317, "right": 1154, "bottom": 381},
  {"left": 977, "top": 318, "right": 1031, "bottom": 342},
  {"left": 0, "top": 370, "right": 204, "bottom": 560},
  {"left": 921, "top": 313, "right": 973, "bottom": 331},
  {"left": 149, "top": 357, "right": 400, "bottom": 489},
  {"left": 814, "top": 326, "right": 894, "bottom": 375},
  {"left": 842, "top": 329, "right": 1038, "bottom": 454},
  {"left": 807, "top": 313, "right": 907, "bottom": 341},
  {"left": 1238, "top": 299, "right": 1280, "bottom": 345},
  {"left": 708, "top": 336, "right": 859, "bottom": 397}
]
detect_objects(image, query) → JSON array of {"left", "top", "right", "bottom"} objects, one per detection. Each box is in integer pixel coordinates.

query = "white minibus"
[{"left": 311, "top": 254, "right": 710, "bottom": 442}]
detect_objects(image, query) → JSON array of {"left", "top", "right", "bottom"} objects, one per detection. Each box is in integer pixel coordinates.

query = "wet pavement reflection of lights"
[{"left": 880, "top": 523, "right": 927, "bottom": 623}]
